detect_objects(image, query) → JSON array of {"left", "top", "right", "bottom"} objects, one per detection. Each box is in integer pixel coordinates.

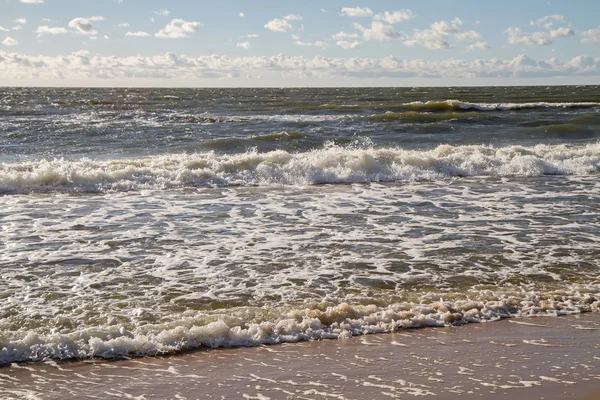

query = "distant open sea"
[{"left": 0, "top": 86, "right": 599, "bottom": 364}]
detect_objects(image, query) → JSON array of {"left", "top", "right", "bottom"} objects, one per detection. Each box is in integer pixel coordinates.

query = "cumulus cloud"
[
  {"left": 12, "top": 26, "right": 23, "bottom": 31},
  {"left": 340, "top": 7, "right": 373, "bottom": 17},
  {"left": 240, "top": 33, "right": 259, "bottom": 38},
  {"left": 530, "top": 15, "right": 564, "bottom": 29},
  {"left": 581, "top": 27, "right": 600, "bottom": 44},
  {"left": 15, "top": 18, "right": 27, "bottom": 24},
  {"left": 466, "top": 41, "right": 491, "bottom": 51},
  {"left": 283, "top": 14, "right": 303, "bottom": 21},
  {"left": 405, "top": 19, "right": 483, "bottom": 49},
  {"left": 19, "top": 0, "right": 44, "bottom": 3},
  {"left": 336, "top": 40, "right": 361, "bottom": 49},
  {"left": 264, "top": 18, "right": 292, "bottom": 33},
  {"left": 239, "top": 12, "right": 245, "bottom": 18},
  {"left": 155, "top": 19, "right": 201, "bottom": 39},
  {"left": 1, "top": 51, "right": 598, "bottom": 83},
  {"left": 68, "top": 17, "right": 100, "bottom": 35},
  {"left": 2, "top": 37, "right": 18, "bottom": 46},
  {"left": 153, "top": 10, "right": 170, "bottom": 16},
  {"left": 332, "top": 31, "right": 359, "bottom": 40},
  {"left": 236, "top": 41, "right": 252, "bottom": 49},
  {"left": 505, "top": 26, "right": 574, "bottom": 46},
  {"left": 117, "top": 22, "right": 130, "bottom": 28},
  {"left": 0, "top": 26, "right": 9, "bottom": 32},
  {"left": 294, "top": 39, "right": 328, "bottom": 49},
  {"left": 373, "top": 10, "right": 413, "bottom": 24},
  {"left": 125, "top": 31, "right": 150, "bottom": 37},
  {"left": 354, "top": 21, "right": 400, "bottom": 41},
  {"left": 35, "top": 25, "right": 68, "bottom": 36}
]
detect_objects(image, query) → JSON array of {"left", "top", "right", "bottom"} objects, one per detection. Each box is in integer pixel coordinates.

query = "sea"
[{"left": 0, "top": 86, "right": 599, "bottom": 364}]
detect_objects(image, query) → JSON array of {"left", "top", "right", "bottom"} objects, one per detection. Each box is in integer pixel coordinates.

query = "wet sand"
[{"left": 2, "top": 313, "right": 599, "bottom": 400}]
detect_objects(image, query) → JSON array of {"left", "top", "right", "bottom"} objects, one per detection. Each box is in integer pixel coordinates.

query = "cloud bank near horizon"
[{"left": 1, "top": 51, "right": 598, "bottom": 86}]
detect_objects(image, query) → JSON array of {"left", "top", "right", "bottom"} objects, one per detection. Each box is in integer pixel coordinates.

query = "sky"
[{"left": 1, "top": 0, "right": 599, "bottom": 87}]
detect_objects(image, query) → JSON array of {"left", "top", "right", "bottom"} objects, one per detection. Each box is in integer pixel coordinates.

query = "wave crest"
[
  {"left": 404, "top": 100, "right": 600, "bottom": 112},
  {"left": 1, "top": 143, "right": 599, "bottom": 193},
  {"left": 1, "top": 286, "right": 598, "bottom": 364}
]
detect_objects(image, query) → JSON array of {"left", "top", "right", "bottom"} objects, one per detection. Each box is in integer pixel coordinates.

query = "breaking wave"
[
  {"left": 1, "top": 143, "right": 599, "bottom": 193},
  {"left": 1, "top": 286, "right": 598, "bottom": 364},
  {"left": 403, "top": 100, "right": 600, "bottom": 112}
]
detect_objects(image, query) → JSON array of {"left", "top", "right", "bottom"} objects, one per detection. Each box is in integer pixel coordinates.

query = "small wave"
[
  {"left": 368, "top": 111, "right": 494, "bottom": 123},
  {"left": 0, "top": 287, "right": 598, "bottom": 364},
  {"left": 252, "top": 131, "right": 306, "bottom": 141},
  {"left": 1, "top": 143, "right": 599, "bottom": 193},
  {"left": 403, "top": 100, "right": 600, "bottom": 112},
  {"left": 168, "top": 114, "right": 249, "bottom": 124}
]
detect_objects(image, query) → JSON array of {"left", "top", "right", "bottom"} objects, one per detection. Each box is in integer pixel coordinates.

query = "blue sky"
[{"left": 1, "top": 0, "right": 599, "bottom": 86}]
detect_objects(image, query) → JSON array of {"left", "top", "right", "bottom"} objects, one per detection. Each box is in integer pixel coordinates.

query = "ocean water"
[{"left": 0, "top": 86, "right": 599, "bottom": 364}]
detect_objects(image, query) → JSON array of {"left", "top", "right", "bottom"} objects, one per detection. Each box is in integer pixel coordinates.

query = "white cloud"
[
  {"left": 332, "top": 31, "right": 359, "bottom": 40},
  {"left": 405, "top": 19, "right": 483, "bottom": 49},
  {"left": 284, "top": 14, "right": 303, "bottom": 21},
  {"left": 0, "top": 26, "right": 9, "bottom": 32},
  {"left": 530, "top": 15, "right": 564, "bottom": 29},
  {"left": 125, "top": 31, "right": 150, "bottom": 37},
  {"left": 68, "top": 18, "right": 99, "bottom": 35},
  {"left": 156, "top": 19, "right": 201, "bottom": 39},
  {"left": 88, "top": 16, "right": 105, "bottom": 21},
  {"left": 1, "top": 52, "right": 598, "bottom": 83},
  {"left": 35, "top": 25, "right": 68, "bottom": 36},
  {"left": 581, "top": 27, "right": 600, "bottom": 44},
  {"left": 153, "top": 10, "right": 170, "bottom": 16},
  {"left": 241, "top": 33, "right": 259, "bottom": 38},
  {"left": 340, "top": 7, "right": 373, "bottom": 17},
  {"left": 239, "top": 13, "right": 245, "bottom": 18},
  {"left": 12, "top": 26, "right": 23, "bottom": 31},
  {"left": 455, "top": 30, "right": 482, "bottom": 41},
  {"left": 236, "top": 41, "right": 252, "bottom": 49},
  {"left": 466, "top": 41, "right": 491, "bottom": 51},
  {"left": 549, "top": 27, "right": 574, "bottom": 38},
  {"left": 374, "top": 10, "right": 413, "bottom": 24},
  {"left": 321, "top": 9, "right": 327, "bottom": 13},
  {"left": 505, "top": 26, "right": 573, "bottom": 46},
  {"left": 19, "top": 0, "right": 44, "bottom": 3},
  {"left": 2, "top": 37, "right": 18, "bottom": 46},
  {"left": 15, "top": 18, "right": 27, "bottom": 24},
  {"left": 41, "top": 18, "right": 52, "bottom": 22},
  {"left": 264, "top": 18, "right": 292, "bottom": 33},
  {"left": 117, "top": 22, "right": 130, "bottom": 28},
  {"left": 294, "top": 40, "right": 328, "bottom": 49},
  {"left": 336, "top": 40, "right": 361, "bottom": 49},
  {"left": 354, "top": 21, "right": 400, "bottom": 41}
]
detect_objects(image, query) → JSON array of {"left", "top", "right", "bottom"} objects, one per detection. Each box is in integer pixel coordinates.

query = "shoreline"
[{"left": 2, "top": 312, "right": 599, "bottom": 399}]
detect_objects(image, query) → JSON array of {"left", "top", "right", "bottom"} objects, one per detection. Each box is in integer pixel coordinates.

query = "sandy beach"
[{"left": 2, "top": 312, "right": 598, "bottom": 399}]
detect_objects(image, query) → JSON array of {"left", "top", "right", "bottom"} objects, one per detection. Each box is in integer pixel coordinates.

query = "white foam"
[
  {"left": 404, "top": 100, "right": 600, "bottom": 111},
  {"left": 1, "top": 143, "right": 599, "bottom": 192},
  {"left": 0, "top": 290, "right": 597, "bottom": 364}
]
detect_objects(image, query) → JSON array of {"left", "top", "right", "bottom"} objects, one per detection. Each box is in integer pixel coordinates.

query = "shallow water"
[{"left": 0, "top": 86, "right": 599, "bottom": 364}]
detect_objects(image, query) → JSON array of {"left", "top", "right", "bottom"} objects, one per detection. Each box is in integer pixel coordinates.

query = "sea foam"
[
  {"left": 1, "top": 286, "right": 598, "bottom": 364},
  {"left": 1, "top": 143, "right": 599, "bottom": 192},
  {"left": 403, "top": 100, "right": 600, "bottom": 112}
]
